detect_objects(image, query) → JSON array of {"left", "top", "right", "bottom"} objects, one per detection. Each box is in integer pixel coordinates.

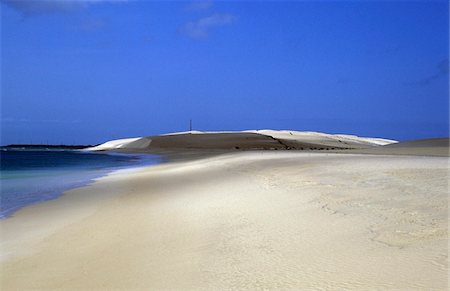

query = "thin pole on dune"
[{"left": 190, "top": 119, "right": 192, "bottom": 132}]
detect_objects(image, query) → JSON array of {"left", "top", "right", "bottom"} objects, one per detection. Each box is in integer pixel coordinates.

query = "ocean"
[{"left": 0, "top": 149, "right": 160, "bottom": 219}]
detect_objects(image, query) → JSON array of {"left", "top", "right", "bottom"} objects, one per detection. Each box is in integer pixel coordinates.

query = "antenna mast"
[{"left": 190, "top": 119, "right": 192, "bottom": 131}]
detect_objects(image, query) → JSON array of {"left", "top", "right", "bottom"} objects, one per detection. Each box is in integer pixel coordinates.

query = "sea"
[{"left": 0, "top": 149, "right": 160, "bottom": 219}]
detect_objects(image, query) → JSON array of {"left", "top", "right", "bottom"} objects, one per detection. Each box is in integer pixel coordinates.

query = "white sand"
[
  {"left": 250, "top": 129, "right": 396, "bottom": 146},
  {"left": 1, "top": 151, "right": 448, "bottom": 290},
  {"left": 85, "top": 137, "right": 151, "bottom": 151},
  {"left": 87, "top": 130, "right": 397, "bottom": 152}
]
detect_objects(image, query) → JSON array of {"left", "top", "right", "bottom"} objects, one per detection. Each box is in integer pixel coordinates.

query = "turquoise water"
[{"left": 0, "top": 149, "right": 160, "bottom": 218}]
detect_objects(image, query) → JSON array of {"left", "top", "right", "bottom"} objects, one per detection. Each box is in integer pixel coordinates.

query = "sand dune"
[
  {"left": 87, "top": 137, "right": 144, "bottom": 151},
  {"left": 87, "top": 130, "right": 449, "bottom": 157},
  {"left": 384, "top": 137, "right": 449, "bottom": 148},
  {"left": 350, "top": 138, "right": 450, "bottom": 157},
  {"left": 87, "top": 130, "right": 397, "bottom": 152}
]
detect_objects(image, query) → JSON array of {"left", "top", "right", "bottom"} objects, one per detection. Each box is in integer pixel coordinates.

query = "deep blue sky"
[{"left": 1, "top": 0, "right": 448, "bottom": 145}]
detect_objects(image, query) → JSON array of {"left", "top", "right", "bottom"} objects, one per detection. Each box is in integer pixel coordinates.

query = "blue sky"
[{"left": 1, "top": 0, "right": 448, "bottom": 145}]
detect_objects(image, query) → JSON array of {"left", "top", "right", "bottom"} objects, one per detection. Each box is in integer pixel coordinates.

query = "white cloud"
[
  {"left": 1, "top": 0, "right": 125, "bottom": 16},
  {"left": 185, "top": 0, "right": 213, "bottom": 12},
  {"left": 181, "top": 13, "right": 236, "bottom": 39}
]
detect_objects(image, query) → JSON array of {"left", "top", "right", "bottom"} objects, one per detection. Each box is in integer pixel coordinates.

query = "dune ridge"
[
  {"left": 87, "top": 131, "right": 450, "bottom": 157},
  {"left": 87, "top": 130, "right": 397, "bottom": 152}
]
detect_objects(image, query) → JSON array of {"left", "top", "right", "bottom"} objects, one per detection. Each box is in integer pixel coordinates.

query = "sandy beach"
[
  {"left": 1, "top": 149, "right": 448, "bottom": 290},
  {"left": 2, "top": 0, "right": 448, "bottom": 288}
]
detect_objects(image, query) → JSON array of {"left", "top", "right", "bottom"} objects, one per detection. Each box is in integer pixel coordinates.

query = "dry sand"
[
  {"left": 349, "top": 138, "right": 450, "bottom": 157},
  {"left": 1, "top": 151, "right": 448, "bottom": 290}
]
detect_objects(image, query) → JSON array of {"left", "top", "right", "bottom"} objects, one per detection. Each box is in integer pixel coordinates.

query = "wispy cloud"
[
  {"left": 1, "top": 117, "right": 81, "bottom": 124},
  {"left": 79, "top": 18, "right": 106, "bottom": 31},
  {"left": 2, "top": 0, "right": 85, "bottom": 15},
  {"left": 411, "top": 58, "right": 449, "bottom": 86},
  {"left": 180, "top": 13, "right": 236, "bottom": 40},
  {"left": 1, "top": 0, "right": 125, "bottom": 16},
  {"left": 185, "top": 0, "right": 213, "bottom": 12}
]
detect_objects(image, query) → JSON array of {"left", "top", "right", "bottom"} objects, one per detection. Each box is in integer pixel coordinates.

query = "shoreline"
[
  {"left": 0, "top": 165, "right": 147, "bottom": 262},
  {"left": 1, "top": 151, "right": 448, "bottom": 289},
  {"left": 0, "top": 150, "right": 161, "bottom": 219}
]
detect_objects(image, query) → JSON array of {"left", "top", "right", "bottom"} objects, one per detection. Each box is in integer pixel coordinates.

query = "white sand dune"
[
  {"left": 87, "top": 131, "right": 449, "bottom": 157},
  {"left": 87, "top": 130, "right": 397, "bottom": 152},
  {"left": 351, "top": 138, "right": 450, "bottom": 157},
  {"left": 250, "top": 129, "right": 396, "bottom": 147},
  {"left": 1, "top": 151, "right": 447, "bottom": 289},
  {"left": 85, "top": 137, "right": 143, "bottom": 150}
]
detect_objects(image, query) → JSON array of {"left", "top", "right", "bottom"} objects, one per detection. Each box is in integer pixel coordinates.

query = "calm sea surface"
[{"left": 0, "top": 149, "right": 160, "bottom": 219}]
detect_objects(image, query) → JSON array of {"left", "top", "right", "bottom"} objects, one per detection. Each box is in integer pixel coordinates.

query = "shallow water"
[{"left": 0, "top": 149, "right": 159, "bottom": 218}]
